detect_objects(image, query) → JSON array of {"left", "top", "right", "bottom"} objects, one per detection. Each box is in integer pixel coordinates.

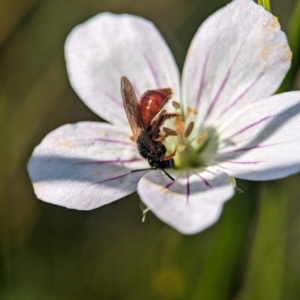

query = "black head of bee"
[{"left": 137, "top": 132, "right": 174, "bottom": 169}]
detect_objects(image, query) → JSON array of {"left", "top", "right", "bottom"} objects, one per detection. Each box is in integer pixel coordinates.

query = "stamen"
[
  {"left": 154, "top": 127, "right": 178, "bottom": 142},
  {"left": 163, "top": 127, "right": 178, "bottom": 136},
  {"left": 142, "top": 207, "right": 151, "bottom": 223},
  {"left": 187, "top": 107, "right": 198, "bottom": 116},
  {"left": 176, "top": 144, "right": 186, "bottom": 152},
  {"left": 197, "top": 129, "right": 208, "bottom": 144},
  {"left": 172, "top": 101, "right": 181, "bottom": 109},
  {"left": 175, "top": 115, "right": 185, "bottom": 137},
  {"left": 153, "top": 136, "right": 165, "bottom": 142},
  {"left": 235, "top": 186, "right": 244, "bottom": 193},
  {"left": 229, "top": 176, "right": 244, "bottom": 193},
  {"left": 184, "top": 121, "right": 194, "bottom": 138}
]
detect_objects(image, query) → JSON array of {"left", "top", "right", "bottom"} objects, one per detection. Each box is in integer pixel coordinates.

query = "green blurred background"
[{"left": 1, "top": 0, "right": 300, "bottom": 299}]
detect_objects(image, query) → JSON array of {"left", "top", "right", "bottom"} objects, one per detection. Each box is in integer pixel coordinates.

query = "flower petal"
[
  {"left": 216, "top": 92, "right": 300, "bottom": 180},
  {"left": 28, "top": 122, "right": 149, "bottom": 210},
  {"left": 65, "top": 13, "right": 180, "bottom": 126},
  {"left": 137, "top": 167, "right": 234, "bottom": 234},
  {"left": 182, "top": 0, "right": 291, "bottom": 127}
]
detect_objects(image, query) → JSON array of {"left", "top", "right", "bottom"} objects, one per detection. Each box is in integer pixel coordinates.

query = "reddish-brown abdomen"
[{"left": 139, "top": 88, "right": 172, "bottom": 128}]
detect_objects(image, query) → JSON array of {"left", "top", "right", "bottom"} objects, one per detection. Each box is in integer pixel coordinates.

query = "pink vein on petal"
[
  {"left": 204, "top": 168, "right": 217, "bottom": 175},
  {"left": 74, "top": 158, "right": 143, "bottom": 165},
  {"left": 110, "top": 60, "right": 143, "bottom": 96},
  {"left": 197, "top": 173, "right": 212, "bottom": 188},
  {"left": 202, "top": 37, "right": 248, "bottom": 121},
  {"left": 226, "top": 160, "right": 261, "bottom": 164},
  {"left": 131, "top": 82, "right": 142, "bottom": 99},
  {"left": 194, "top": 31, "right": 224, "bottom": 109},
  {"left": 195, "top": 52, "right": 210, "bottom": 108},
  {"left": 96, "top": 169, "right": 146, "bottom": 184},
  {"left": 93, "top": 137, "right": 134, "bottom": 147},
  {"left": 204, "top": 67, "right": 232, "bottom": 120},
  {"left": 100, "top": 90, "right": 123, "bottom": 108},
  {"left": 219, "top": 71, "right": 265, "bottom": 118},
  {"left": 229, "top": 116, "right": 272, "bottom": 138},
  {"left": 186, "top": 171, "right": 190, "bottom": 205},
  {"left": 143, "top": 52, "right": 161, "bottom": 88},
  {"left": 220, "top": 143, "right": 281, "bottom": 154},
  {"left": 165, "top": 180, "right": 175, "bottom": 189},
  {"left": 220, "top": 142, "right": 289, "bottom": 154},
  {"left": 95, "top": 158, "right": 142, "bottom": 164}
]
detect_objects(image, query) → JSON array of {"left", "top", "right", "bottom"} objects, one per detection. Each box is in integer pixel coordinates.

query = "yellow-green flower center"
[{"left": 161, "top": 102, "right": 214, "bottom": 169}]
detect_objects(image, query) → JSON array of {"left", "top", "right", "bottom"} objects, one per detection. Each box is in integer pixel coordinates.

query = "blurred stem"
[
  {"left": 238, "top": 181, "right": 288, "bottom": 300},
  {"left": 277, "top": 1, "right": 300, "bottom": 93},
  {"left": 0, "top": 88, "right": 12, "bottom": 289},
  {"left": 238, "top": 6, "right": 300, "bottom": 298},
  {"left": 191, "top": 182, "right": 258, "bottom": 300},
  {"left": 258, "top": 0, "right": 272, "bottom": 12}
]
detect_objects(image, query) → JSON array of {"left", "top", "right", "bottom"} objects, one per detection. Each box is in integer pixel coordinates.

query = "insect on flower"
[
  {"left": 28, "top": 0, "right": 300, "bottom": 234},
  {"left": 121, "top": 76, "right": 178, "bottom": 180}
]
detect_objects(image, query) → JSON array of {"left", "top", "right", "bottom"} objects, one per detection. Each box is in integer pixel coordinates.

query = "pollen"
[
  {"left": 163, "top": 127, "right": 178, "bottom": 136},
  {"left": 176, "top": 144, "right": 186, "bottom": 152},
  {"left": 172, "top": 101, "right": 181, "bottom": 110},
  {"left": 184, "top": 121, "right": 194, "bottom": 138},
  {"left": 172, "top": 107, "right": 198, "bottom": 140},
  {"left": 197, "top": 129, "right": 208, "bottom": 144},
  {"left": 58, "top": 138, "right": 75, "bottom": 148},
  {"left": 95, "top": 169, "right": 101, "bottom": 175},
  {"left": 175, "top": 115, "right": 185, "bottom": 137},
  {"left": 159, "top": 104, "right": 202, "bottom": 168},
  {"left": 187, "top": 107, "right": 197, "bottom": 116}
]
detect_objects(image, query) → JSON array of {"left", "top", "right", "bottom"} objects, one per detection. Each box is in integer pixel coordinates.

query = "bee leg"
[
  {"left": 149, "top": 110, "right": 166, "bottom": 138},
  {"left": 131, "top": 167, "right": 153, "bottom": 173},
  {"left": 131, "top": 166, "right": 175, "bottom": 181},
  {"left": 153, "top": 127, "right": 178, "bottom": 142},
  {"left": 153, "top": 136, "right": 166, "bottom": 142},
  {"left": 161, "top": 150, "right": 176, "bottom": 161},
  {"left": 162, "top": 169, "right": 175, "bottom": 181},
  {"left": 150, "top": 111, "right": 179, "bottom": 139}
]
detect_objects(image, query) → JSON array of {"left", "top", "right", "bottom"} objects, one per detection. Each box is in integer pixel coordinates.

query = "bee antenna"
[
  {"left": 132, "top": 167, "right": 174, "bottom": 181},
  {"left": 131, "top": 168, "right": 152, "bottom": 173},
  {"left": 163, "top": 169, "right": 175, "bottom": 181}
]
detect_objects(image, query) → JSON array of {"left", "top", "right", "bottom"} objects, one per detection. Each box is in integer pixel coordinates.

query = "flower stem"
[
  {"left": 277, "top": 1, "right": 300, "bottom": 93},
  {"left": 258, "top": 0, "right": 272, "bottom": 12},
  {"left": 191, "top": 181, "right": 258, "bottom": 300},
  {"left": 238, "top": 181, "right": 288, "bottom": 300}
]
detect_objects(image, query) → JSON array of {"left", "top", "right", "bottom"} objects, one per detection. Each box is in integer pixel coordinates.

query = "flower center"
[{"left": 161, "top": 101, "right": 217, "bottom": 169}]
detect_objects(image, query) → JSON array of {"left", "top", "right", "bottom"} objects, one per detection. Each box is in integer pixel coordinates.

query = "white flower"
[{"left": 28, "top": 0, "right": 300, "bottom": 234}]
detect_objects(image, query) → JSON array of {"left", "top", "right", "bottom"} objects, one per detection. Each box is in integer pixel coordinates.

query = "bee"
[{"left": 121, "top": 76, "right": 178, "bottom": 180}]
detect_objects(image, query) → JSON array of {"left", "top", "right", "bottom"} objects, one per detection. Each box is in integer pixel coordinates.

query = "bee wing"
[{"left": 121, "top": 77, "right": 154, "bottom": 147}]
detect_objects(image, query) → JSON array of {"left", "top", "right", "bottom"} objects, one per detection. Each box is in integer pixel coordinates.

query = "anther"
[
  {"left": 187, "top": 107, "right": 197, "bottom": 116},
  {"left": 176, "top": 144, "right": 186, "bottom": 152},
  {"left": 163, "top": 127, "right": 178, "bottom": 136},
  {"left": 184, "top": 121, "right": 194, "bottom": 138},
  {"left": 172, "top": 101, "right": 181, "bottom": 110},
  {"left": 197, "top": 129, "right": 208, "bottom": 144}
]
